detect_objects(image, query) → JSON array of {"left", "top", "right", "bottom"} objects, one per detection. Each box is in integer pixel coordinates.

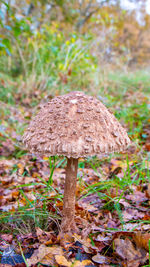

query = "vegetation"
[{"left": 0, "top": 0, "right": 150, "bottom": 266}]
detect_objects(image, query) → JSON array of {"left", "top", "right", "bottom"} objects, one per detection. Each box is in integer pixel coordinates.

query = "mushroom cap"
[{"left": 23, "top": 91, "right": 131, "bottom": 158}]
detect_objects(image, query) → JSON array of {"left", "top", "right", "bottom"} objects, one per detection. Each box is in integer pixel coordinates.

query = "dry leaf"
[
  {"left": 73, "top": 233, "right": 92, "bottom": 250},
  {"left": 73, "top": 260, "right": 93, "bottom": 267},
  {"left": 55, "top": 255, "right": 71, "bottom": 267},
  {"left": 114, "top": 238, "right": 142, "bottom": 267},
  {"left": 95, "top": 234, "right": 111, "bottom": 242},
  {"left": 125, "top": 188, "right": 148, "bottom": 204},
  {"left": 92, "top": 254, "right": 108, "bottom": 264},
  {"left": 26, "top": 244, "right": 63, "bottom": 266},
  {"left": 58, "top": 232, "right": 74, "bottom": 248},
  {"left": 122, "top": 208, "right": 144, "bottom": 222},
  {"left": 36, "top": 227, "right": 52, "bottom": 244},
  {"left": 78, "top": 202, "right": 98, "bottom": 213},
  {"left": 133, "top": 232, "right": 150, "bottom": 251},
  {"left": 41, "top": 253, "right": 57, "bottom": 266},
  {"left": 26, "top": 244, "right": 48, "bottom": 266}
]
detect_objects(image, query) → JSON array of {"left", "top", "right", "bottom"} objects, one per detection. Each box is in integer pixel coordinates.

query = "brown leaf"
[
  {"left": 40, "top": 253, "right": 57, "bottom": 266},
  {"left": 58, "top": 232, "right": 74, "bottom": 248},
  {"left": 114, "top": 238, "right": 142, "bottom": 267},
  {"left": 26, "top": 244, "right": 63, "bottom": 266},
  {"left": 122, "top": 208, "right": 144, "bottom": 222},
  {"left": 133, "top": 232, "right": 150, "bottom": 251},
  {"left": 36, "top": 227, "right": 53, "bottom": 244},
  {"left": 26, "top": 244, "right": 47, "bottom": 266},
  {"left": 77, "top": 201, "right": 98, "bottom": 213},
  {"left": 125, "top": 189, "right": 148, "bottom": 204}
]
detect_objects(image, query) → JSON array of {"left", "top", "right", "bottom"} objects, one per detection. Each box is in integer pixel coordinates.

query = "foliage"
[{"left": 0, "top": 0, "right": 150, "bottom": 71}]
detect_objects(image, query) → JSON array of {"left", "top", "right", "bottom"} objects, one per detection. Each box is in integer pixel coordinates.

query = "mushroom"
[{"left": 23, "top": 91, "right": 131, "bottom": 233}]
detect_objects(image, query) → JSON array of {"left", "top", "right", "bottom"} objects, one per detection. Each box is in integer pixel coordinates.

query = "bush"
[{"left": 1, "top": 16, "right": 97, "bottom": 95}]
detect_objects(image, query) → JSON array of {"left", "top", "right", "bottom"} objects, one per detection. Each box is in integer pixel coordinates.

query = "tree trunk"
[{"left": 61, "top": 157, "right": 78, "bottom": 232}]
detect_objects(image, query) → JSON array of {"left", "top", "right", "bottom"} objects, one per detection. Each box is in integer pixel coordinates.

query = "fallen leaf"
[
  {"left": 78, "top": 202, "right": 98, "bottom": 213},
  {"left": 55, "top": 255, "right": 71, "bottom": 267},
  {"left": 114, "top": 238, "right": 143, "bottom": 267},
  {"left": 73, "top": 233, "right": 91, "bottom": 249},
  {"left": 58, "top": 232, "right": 74, "bottom": 248},
  {"left": 133, "top": 232, "right": 150, "bottom": 251},
  {"left": 95, "top": 234, "right": 111, "bottom": 242},
  {"left": 36, "top": 227, "right": 53, "bottom": 244},
  {"left": 40, "top": 253, "right": 57, "bottom": 266},
  {"left": 92, "top": 254, "right": 108, "bottom": 264},
  {"left": 125, "top": 188, "right": 148, "bottom": 204},
  {"left": 122, "top": 208, "right": 144, "bottom": 222},
  {"left": 73, "top": 259, "right": 93, "bottom": 266},
  {"left": 26, "top": 244, "right": 63, "bottom": 266}
]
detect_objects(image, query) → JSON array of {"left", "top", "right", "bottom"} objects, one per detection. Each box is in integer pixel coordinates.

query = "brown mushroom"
[{"left": 23, "top": 91, "right": 131, "bottom": 233}]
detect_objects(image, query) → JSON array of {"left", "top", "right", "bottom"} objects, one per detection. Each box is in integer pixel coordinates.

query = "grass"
[
  {"left": 0, "top": 194, "right": 61, "bottom": 234},
  {"left": 108, "top": 70, "right": 150, "bottom": 93}
]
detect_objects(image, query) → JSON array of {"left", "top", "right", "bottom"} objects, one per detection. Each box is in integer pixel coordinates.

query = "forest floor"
[{"left": 0, "top": 70, "right": 150, "bottom": 267}]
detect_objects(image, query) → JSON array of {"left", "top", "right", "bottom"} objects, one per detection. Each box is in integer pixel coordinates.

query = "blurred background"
[
  {"left": 0, "top": 0, "right": 149, "bottom": 156},
  {"left": 1, "top": 0, "right": 150, "bottom": 96}
]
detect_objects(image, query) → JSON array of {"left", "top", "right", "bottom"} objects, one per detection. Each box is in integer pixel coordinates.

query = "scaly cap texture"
[{"left": 23, "top": 91, "right": 131, "bottom": 158}]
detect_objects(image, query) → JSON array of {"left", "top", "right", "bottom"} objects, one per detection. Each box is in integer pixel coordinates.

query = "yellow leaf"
[
  {"left": 73, "top": 260, "right": 93, "bottom": 266},
  {"left": 41, "top": 253, "right": 56, "bottom": 266},
  {"left": 55, "top": 255, "right": 71, "bottom": 267}
]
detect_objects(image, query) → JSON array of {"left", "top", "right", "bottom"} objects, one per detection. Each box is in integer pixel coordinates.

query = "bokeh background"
[{"left": 1, "top": 0, "right": 150, "bottom": 95}]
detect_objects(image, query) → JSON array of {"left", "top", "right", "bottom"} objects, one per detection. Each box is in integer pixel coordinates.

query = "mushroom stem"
[{"left": 61, "top": 157, "right": 78, "bottom": 232}]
